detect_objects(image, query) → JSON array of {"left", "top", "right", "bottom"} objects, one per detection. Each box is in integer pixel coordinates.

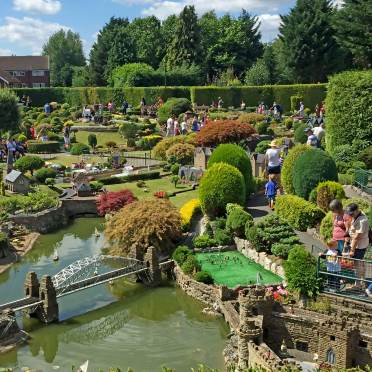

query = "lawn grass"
[
  {"left": 75, "top": 131, "right": 125, "bottom": 146},
  {"left": 43, "top": 154, "right": 108, "bottom": 167},
  {"left": 196, "top": 251, "right": 282, "bottom": 288}
]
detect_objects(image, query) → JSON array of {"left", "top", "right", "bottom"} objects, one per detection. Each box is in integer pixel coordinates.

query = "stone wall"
[
  {"left": 234, "top": 237, "right": 286, "bottom": 279},
  {"left": 10, "top": 197, "right": 98, "bottom": 233}
]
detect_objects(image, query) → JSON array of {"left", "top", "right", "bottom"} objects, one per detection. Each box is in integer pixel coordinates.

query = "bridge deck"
[{"left": 0, "top": 297, "right": 41, "bottom": 312}]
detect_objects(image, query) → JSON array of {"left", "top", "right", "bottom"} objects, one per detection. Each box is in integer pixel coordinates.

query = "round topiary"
[
  {"left": 194, "top": 271, "right": 214, "bottom": 284},
  {"left": 166, "top": 143, "right": 195, "bottom": 165},
  {"left": 70, "top": 143, "right": 90, "bottom": 155},
  {"left": 294, "top": 122, "right": 308, "bottom": 144},
  {"left": 281, "top": 144, "right": 311, "bottom": 194},
  {"left": 315, "top": 181, "right": 346, "bottom": 211},
  {"left": 199, "top": 163, "right": 245, "bottom": 218},
  {"left": 226, "top": 208, "right": 253, "bottom": 238},
  {"left": 208, "top": 144, "right": 254, "bottom": 197},
  {"left": 292, "top": 149, "right": 338, "bottom": 199}
]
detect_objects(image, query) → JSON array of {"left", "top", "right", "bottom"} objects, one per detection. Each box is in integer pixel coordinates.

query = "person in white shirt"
[
  {"left": 298, "top": 101, "right": 305, "bottom": 117},
  {"left": 265, "top": 141, "right": 282, "bottom": 175},
  {"left": 181, "top": 120, "right": 187, "bottom": 135},
  {"left": 305, "top": 128, "right": 319, "bottom": 147},
  {"left": 313, "top": 123, "right": 325, "bottom": 142},
  {"left": 166, "top": 116, "right": 174, "bottom": 137}
]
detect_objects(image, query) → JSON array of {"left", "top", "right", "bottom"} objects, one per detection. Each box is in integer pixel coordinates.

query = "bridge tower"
[
  {"left": 37, "top": 275, "right": 59, "bottom": 324},
  {"left": 143, "top": 246, "right": 161, "bottom": 286},
  {"left": 24, "top": 271, "right": 39, "bottom": 298}
]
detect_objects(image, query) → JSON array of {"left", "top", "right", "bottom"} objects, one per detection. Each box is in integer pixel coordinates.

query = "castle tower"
[
  {"left": 143, "top": 246, "right": 161, "bottom": 286},
  {"left": 37, "top": 275, "right": 59, "bottom": 323},
  {"left": 24, "top": 272, "right": 39, "bottom": 298}
]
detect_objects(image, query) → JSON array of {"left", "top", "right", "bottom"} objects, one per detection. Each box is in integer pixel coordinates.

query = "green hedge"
[
  {"left": 275, "top": 195, "right": 325, "bottom": 231},
  {"left": 13, "top": 84, "right": 326, "bottom": 112},
  {"left": 27, "top": 141, "right": 60, "bottom": 153},
  {"left": 100, "top": 171, "right": 160, "bottom": 185},
  {"left": 325, "top": 71, "right": 372, "bottom": 154}
]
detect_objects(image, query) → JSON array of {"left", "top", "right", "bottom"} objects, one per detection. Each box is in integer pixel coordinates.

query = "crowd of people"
[
  {"left": 165, "top": 113, "right": 207, "bottom": 137},
  {"left": 0, "top": 137, "right": 27, "bottom": 172}
]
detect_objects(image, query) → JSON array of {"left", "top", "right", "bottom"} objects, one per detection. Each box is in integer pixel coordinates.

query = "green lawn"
[
  {"left": 42, "top": 154, "right": 108, "bottom": 167},
  {"left": 75, "top": 131, "right": 125, "bottom": 146},
  {"left": 196, "top": 251, "right": 282, "bottom": 288}
]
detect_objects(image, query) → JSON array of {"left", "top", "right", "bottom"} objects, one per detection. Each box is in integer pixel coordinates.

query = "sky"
[{"left": 0, "top": 0, "right": 334, "bottom": 58}]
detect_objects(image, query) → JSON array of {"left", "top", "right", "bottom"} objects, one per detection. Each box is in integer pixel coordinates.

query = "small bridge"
[{"left": 0, "top": 247, "right": 171, "bottom": 338}]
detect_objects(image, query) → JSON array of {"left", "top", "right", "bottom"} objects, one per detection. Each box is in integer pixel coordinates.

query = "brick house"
[
  {"left": 0, "top": 69, "right": 23, "bottom": 88},
  {"left": 0, "top": 56, "right": 50, "bottom": 88}
]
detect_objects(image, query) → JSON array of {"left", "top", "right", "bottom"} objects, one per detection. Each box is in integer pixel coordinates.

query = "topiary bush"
[
  {"left": 153, "top": 136, "right": 187, "bottom": 160},
  {"left": 319, "top": 211, "right": 333, "bottom": 241},
  {"left": 70, "top": 143, "right": 91, "bottom": 155},
  {"left": 294, "top": 122, "right": 308, "bottom": 144},
  {"left": 255, "top": 140, "right": 271, "bottom": 154},
  {"left": 166, "top": 143, "right": 195, "bottom": 165},
  {"left": 275, "top": 195, "right": 325, "bottom": 231},
  {"left": 226, "top": 208, "right": 253, "bottom": 238},
  {"left": 292, "top": 149, "right": 338, "bottom": 199},
  {"left": 281, "top": 144, "right": 311, "bottom": 194},
  {"left": 105, "top": 199, "right": 182, "bottom": 259},
  {"left": 315, "top": 181, "right": 345, "bottom": 212},
  {"left": 34, "top": 167, "right": 57, "bottom": 184},
  {"left": 170, "top": 163, "right": 180, "bottom": 175},
  {"left": 194, "top": 271, "right": 214, "bottom": 284},
  {"left": 199, "top": 163, "right": 245, "bottom": 218},
  {"left": 326, "top": 71, "right": 372, "bottom": 154},
  {"left": 208, "top": 144, "right": 254, "bottom": 197},
  {"left": 14, "top": 155, "right": 45, "bottom": 175},
  {"left": 172, "top": 245, "right": 192, "bottom": 265},
  {"left": 181, "top": 255, "right": 201, "bottom": 275},
  {"left": 271, "top": 243, "right": 295, "bottom": 259},
  {"left": 196, "top": 120, "right": 256, "bottom": 147},
  {"left": 226, "top": 203, "right": 244, "bottom": 215},
  {"left": 157, "top": 98, "right": 192, "bottom": 124}
]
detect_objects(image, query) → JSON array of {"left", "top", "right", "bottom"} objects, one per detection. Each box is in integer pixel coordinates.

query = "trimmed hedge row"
[
  {"left": 275, "top": 195, "right": 325, "bottom": 231},
  {"left": 27, "top": 141, "right": 60, "bottom": 153},
  {"left": 13, "top": 84, "right": 327, "bottom": 111},
  {"left": 99, "top": 171, "right": 161, "bottom": 185}
]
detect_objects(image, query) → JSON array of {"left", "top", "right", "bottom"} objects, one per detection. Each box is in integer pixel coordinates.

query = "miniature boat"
[
  {"left": 94, "top": 228, "right": 100, "bottom": 238},
  {"left": 94, "top": 268, "right": 98, "bottom": 276},
  {"left": 53, "top": 250, "right": 59, "bottom": 261}
]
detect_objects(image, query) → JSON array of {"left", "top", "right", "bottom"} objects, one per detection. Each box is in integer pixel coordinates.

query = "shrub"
[
  {"left": 315, "top": 181, "right": 345, "bottom": 211},
  {"left": 320, "top": 212, "right": 333, "bottom": 241},
  {"left": 88, "top": 133, "right": 97, "bottom": 149},
  {"left": 290, "top": 95, "right": 303, "bottom": 112},
  {"left": 199, "top": 163, "right": 245, "bottom": 218},
  {"left": 255, "top": 121, "right": 270, "bottom": 135},
  {"left": 284, "top": 118, "right": 293, "bottom": 129},
  {"left": 281, "top": 144, "right": 311, "bottom": 194},
  {"left": 338, "top": 173, "right": 354, "bottom": 185},
  {"left": 275, "top": 195, "right": 325, "bottom": 231},
  {"left": 226, "top": 208, "right": 253, "bottom": 238},
  {"left": 271, "top": 243, "right": 294, "bottom": 259},
  {"left": 27, "top": 141, "right": 60, "bottom": 153},
  {"left": 326, "top": 71, "right": 372, "bottom": 154},
  {"left": 136, "top": 135, "right": 162, "bottom": 150},
  {"left": 18, "top": 134, "right": 27, "bottom": 142},
  {"left": 181, "top": 255, "right": 201, "bottom": 275},
  {"left": 153, "top": 136, "right": 186, "bottom": 160},
  {"left": 294, "top": 122, "right": 308, "bottom": 144},
  {"left": 34, "top": 168, "right": 57, "bottom": 183},
  {"left": 332, "top": 144, "right": 355, "bottom": 163},
  {"left": 343, "top": 197, "right": 371, "bottom": 213},
  {"left": 70, "top": 143, "right": 90, "bottom": 155},
  {"left": 214, "top": 228, "right": 233, "bottom": 246},
  {"left": 166, "top": 143, "right": 195, "bottom": 165},
  {"left": 14, "top": 155, "right": 44, "bottom": 175},
  {"left": 255, "top": 140, "right": 270, "bottom": 154},
  {"left": 97, "top": 189, "right": 137, "bottom": 216},
  {"left": 226, "top": 203, "right": 244, "bottom": 215},
  {"left": 89, "top": 181, "right": 104, "bottom": 192},
  {"left": 196, "top": 120, "right": 256, "bottom": 147},
  {"left": 357, "top": 146, "right": 372, "bottom": 169},
  {"left": 157, "top": 98, "right": 192, "bottom": 124},
  {"left": 193, "top": 234, "right": 217, "bottom": 248},
  {"left": 195, "top": 271, "right": 214, "bottom": 284},
  {"left": 284, "top": 245, "right": 320, "bottom": 297},
  {"left": 0, "top": 89, "right": 20, "bottom": 132},
  {"left": 170, "top": 163, "right": 180, "bottom": 175},
  {"left": 119, "top": 122, "right": 139, "bottom": 140},
  {"left": 105, "top": 199, "right": 182, "bottom": 259},
  {"left": 172, "top": 245, "right": 192, "bottom": 265},
  {"left": 210, "top": 217, "right": 226, "bottom": 230},
  {"left": 21, "top": 188, "right": 59, "bottom": 214},
  {"left": 208, "top": 144, "right": 254, "bottom": 197},
  {"left": 180, "top": 199, "right": 201, "bottom": 231},
  {"left": 292, "top": 149, "right": 338, "bottom": 199},
  {"left": 237, "top": 113, "right": 265, "bottom": 125}
]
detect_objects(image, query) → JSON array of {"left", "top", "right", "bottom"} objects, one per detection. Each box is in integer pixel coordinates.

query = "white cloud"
[
  {"left": 258, "top": 14, "right": 281, "bottom": 42},
  {"left": 0, "top": 17, "right": 70, "bottom": 54},
  {"left": 0, "top": 48, "right": 12, "bottom": 56},
  {"left": 13, "top": 0, "right": 62, "bottom": 15}
]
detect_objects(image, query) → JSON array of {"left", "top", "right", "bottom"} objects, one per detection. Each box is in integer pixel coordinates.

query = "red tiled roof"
[{"left": 0, "top": 56, "right": 49, "bottom": 71}]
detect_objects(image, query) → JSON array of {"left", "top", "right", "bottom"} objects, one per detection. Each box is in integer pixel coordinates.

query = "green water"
[{"left": 0, "top": 218, "right": 228, "bottom": 371}]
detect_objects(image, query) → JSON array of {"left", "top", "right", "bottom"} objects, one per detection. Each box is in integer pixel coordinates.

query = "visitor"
[
  {"left": 140, "top": 97, "right": 146, "bottom": 116},
  {"left": 166, "top": 116, "right": 174, "bottom": 137},
  {"left": 174, "top": 117, "right": 180, "bottom": 136},
  {"left": 240, "top": 100, "right": 246, "bottom": 110},
  {"left": 191, "top": 116, "right": 199, "bottom": 132},
  {"left": 44, "top": 102, "right": 51, "bottom": 115},
  {"left": 181, "top": 118, "right": 187, "bottom": 135},
  {"left": 345, "top": 203, "right": 370, "bottom": 289},
  {"left": 21, "top": 95, "right": 27, "bottom": 106},
  {"left": 319, "top": 240, "right": 341, "bottom": 292},
  {"left": 26, "top": 96, "right": 32, "bottom": 108},
  {"left": 320, "top": 101, "right": 326, "bottom": 118},
  {"left": 107, "top": 101, "right": 113, "bottom": 113},
  {"left": 265, "top": 174, "right": 278, "bottom": 210},
  {"left": 257, "top": 102, "right": 265, "bottom": 115},
  {"left": 217, "top": 97, "right": 223, "bottom": 109},
  {"left": 313, "top": 122, "right": 325, "bottom": 143},
  {"left": 298, "top": 101, "right": 305, "bottom": 117},
  {"left": 329, "top": 199, "right": 351, "bottom": 255},
  {"left": 305, "top": 128, "right": 319, "bottom": 148},
  {"left": 63, "top": 125, "right": 71, "bottom": 150},
  {"left": 265, "top": 141, "right": 281, "bottom": 176},
  {"left": 121, "top": 100, "right": 128, "bottom": 115},
  {"left": 315, "top": 104, "right": 320, "bottom": 118},
  {"left": 272, "top": 101, "right": 282, "bottom": 120}
]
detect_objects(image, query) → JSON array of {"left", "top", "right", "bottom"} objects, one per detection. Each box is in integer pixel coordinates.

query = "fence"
[
  {"left": 317, "top": 254, "right": 372, "bottom": 303},
  {"left": 354, "top": 168, "right": 372, "bottom": 194}
]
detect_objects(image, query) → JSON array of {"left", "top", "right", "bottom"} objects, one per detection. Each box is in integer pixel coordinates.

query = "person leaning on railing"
[{"left": 345, "top": 203, "right": 370, "bottom": 290}]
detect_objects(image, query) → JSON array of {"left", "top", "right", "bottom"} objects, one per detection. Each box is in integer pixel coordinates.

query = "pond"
[{"left": 0, "top": 218, "right": 229, "bottom": 371}]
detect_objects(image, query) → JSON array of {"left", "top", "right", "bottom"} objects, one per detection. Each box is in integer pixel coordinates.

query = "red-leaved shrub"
[
  {"left": 196, "top": 120, "right": 256, "bottom": 147},
  {"left": 96, "top": 189, "right": 137, "bottom": 216}
]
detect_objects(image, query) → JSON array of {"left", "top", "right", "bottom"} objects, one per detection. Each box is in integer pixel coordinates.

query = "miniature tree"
[
  {"left": 14, "top": 156, "right": 45, "bottom": 176},
  {"left": 88, "top": 133, "right": 98, "bottom": 151},
  {"left": 171, "top": 175, "right": 180, "bottom": 188}
]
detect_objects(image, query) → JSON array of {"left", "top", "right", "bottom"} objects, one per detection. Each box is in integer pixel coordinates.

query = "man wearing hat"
[
  {"left": 345, "top": 203, "right": 369, "bottom": 289},
  {"left": 305, "top": 127, "right": 319, "bottom": 147}
]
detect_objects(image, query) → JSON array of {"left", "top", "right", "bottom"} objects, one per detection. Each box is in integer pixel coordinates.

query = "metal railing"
[
  {"left": 354, "top": 168, "right": 372, "bottom": 194},
  {"left": 317, "top": 254, "right": 372, "bottom": 303}
]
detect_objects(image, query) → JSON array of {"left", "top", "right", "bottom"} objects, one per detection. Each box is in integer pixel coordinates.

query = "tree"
[
  {"left": 109, "top": 63, "right": 155, "bottom": 87},
  {"left": 43, "top": 29, "right": 85, "bottom": 86},
  {"left": 334, "top": 0, "right": 372, "bottom": 68},
  {"left": 96, "top": 189, "right": 137, "bottom": 216},
  {"left": 89, "top": 17, "right": 129, "bottom": 86},
  {"left": 171, "top": 175, "right": 180, "bottom": 187},
  {"left": 72, "top": 66, "right": 90, "bottom": 87},
  {"left": 14, "top": 156, "right": 44, "bottom": 175},
  {"left": 279, "top": 0, "right": 344, "bottom": 83},
  {"left": 88, "top": 134, "right": 97, "bottom": 150},
  {"left": 164, "top": 6, "right": 203, "bottom": 69},
  {"left": 244, "top": 59, "right": 270, "bottom": 85},
  {"left": 0, "top": 89, "right": 20, "bottom": 133},
  {"left": 261, "top": 43, "right": 276, "bottom": 84}
]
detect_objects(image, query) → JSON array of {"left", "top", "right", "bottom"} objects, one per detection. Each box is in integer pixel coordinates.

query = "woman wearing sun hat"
[{"left": 264, "top": 140, "right": 282, "bottom": 190}]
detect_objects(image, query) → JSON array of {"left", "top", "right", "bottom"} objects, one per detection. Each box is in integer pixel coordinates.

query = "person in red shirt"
[{"left": 329, "top": 199, "right": 351, "bottom": 255}]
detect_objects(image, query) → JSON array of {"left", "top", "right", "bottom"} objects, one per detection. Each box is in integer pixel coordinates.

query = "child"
[
  {"left": 319, "top": 240, "right": 341, "bottom": 292},
  {"left": 265, "top": 174, "right": 278, "bottom": 210}
]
